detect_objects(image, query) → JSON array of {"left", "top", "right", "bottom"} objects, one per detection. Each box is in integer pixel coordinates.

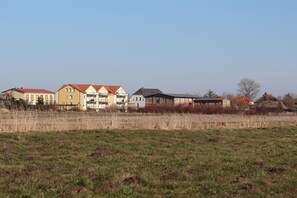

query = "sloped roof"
[
  {"left": 194, "top": 98, "right": 226, "bottom": 101},
  {"left": 133, "top": 88, "right": 163, "bottom": 97},
  {"left": 14, "top": 88, "right": 53, "bottom": 94},
  {"left": 147, "top": 93, "right": 199, "bottom": 99},
  {"left": 105, "top": 86, "right": 121, "bottom": 94},
  {"left": 57, "top": 84, "right": 124, "bottom": 93},
  {"left": 165, "top": 93, "right": 200, "bottom": 98},
  {"left": 57, "top": 84, "right": 91, "bottom": 92},
  {"left": 92, "top": 85, "right": 104, "bottom": 92},
  {"left": 72, "top": 84, "right": 92, "bottom": 92}
]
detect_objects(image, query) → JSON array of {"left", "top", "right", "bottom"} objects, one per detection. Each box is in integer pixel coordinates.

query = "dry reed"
[{"left": 1, "top": 111, "right": 297, "bottom": 132}]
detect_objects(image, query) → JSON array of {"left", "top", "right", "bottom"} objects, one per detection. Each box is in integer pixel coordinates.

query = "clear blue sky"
[{"left": 1, "top": 0, "right": 296, "bottom": 97}]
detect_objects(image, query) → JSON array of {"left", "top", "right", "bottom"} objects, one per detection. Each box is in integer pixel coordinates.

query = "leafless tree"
[{"left": 237, "top": 78, "right": 260, "bottom": 100}]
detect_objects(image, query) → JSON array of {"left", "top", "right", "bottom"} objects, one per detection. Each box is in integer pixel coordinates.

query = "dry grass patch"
[{"left": 1, "top": 111, "right": 297, "bottom": 132}]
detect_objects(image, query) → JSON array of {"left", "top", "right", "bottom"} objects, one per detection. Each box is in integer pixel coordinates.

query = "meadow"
[
  {"left": 1, "top": 112, "right": 297, "bottom": 197},
  {"left": 1, "top": 127, "right": 297, "bottom": 197}
]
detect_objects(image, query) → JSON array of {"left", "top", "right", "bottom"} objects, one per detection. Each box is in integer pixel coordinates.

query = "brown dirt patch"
[
  {"left": 123, "top": 176, "right": 141, "bottom": 185},
  {"left": 89, "top": 149, "right": 109, "bottom": 157},
  {"left": 252, "top": 159, "right": 264, "bottom": 168},
  {"left": 208, "top": 138, "right": 226, "bottom": 144},
  {"left": 264, "top": 179, "right": 277, "bottom": 188},
  {"left": 240, "top": 183, "right": 261, "bottom": 193},
  {"left": 2, "top": 146, "right": 18, "bottom": 156},
  {"left": 231, "top": 175, "right": 248, "bottom": 185},
  {"left": 67, "top": 185, "right": 88, "bottom": 196},
  {"left": 246, "top": 186, "right": 261, "bottom": 194},
  {"left": 86, "top": 167, "right": 96, "bottom": 175},
  {"left": 89, "top": 147, "right": 118, "bottom": 158},
  {"left": 223, "top": 195, "right": 243, "bottom": 198},
  {"left": 266, "top": 167, "right": 286, "bottom": 175},
  {"left": 160, "top": 171, "right": 179, "bottom": 180},
  {"left": 2, "top": 168, "right": 35, "bottom": 179},
  {"left": 186, "top": 168, "right": 194, "bottom": 174},
  {"left": 286, "top": 189, "right": 297, "bottom": 197},
  {"left": 97, "top": 181, "right": 120, "bottom": 192}
]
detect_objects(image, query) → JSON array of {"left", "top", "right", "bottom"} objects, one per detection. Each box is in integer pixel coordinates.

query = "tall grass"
[{"left": 1, "top": 111, "right": 297, "bottom": 132}]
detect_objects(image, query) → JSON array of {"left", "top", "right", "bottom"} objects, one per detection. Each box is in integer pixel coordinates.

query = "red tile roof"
[
  {"left": 57, "top": 84, "right": 67, "bottom": 92},
  {"left": 105, "top": 85, "right": 121, "bottom": 94},
  {"left": 72, "top": 84, "right": 91, "bottom": 92},
  {"left": 57, "top": 84, "right": 124, "bottom": 94},
  {"left": 15, "top": 88, "right": 53, "bottom": 94},
  {"left": 57, "top": 84, "right": 91, "bottom": 92},
  {"left": 92, "top": 85, "right": 104, "bottom": 92}
]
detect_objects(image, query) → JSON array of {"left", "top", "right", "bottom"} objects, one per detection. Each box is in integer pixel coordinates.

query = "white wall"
[
  {"left": 129, "top": 95, "right": 145, "bottom": 108},
  {"left": 24, "top": 93, "right": 55, "bottom": 105}
]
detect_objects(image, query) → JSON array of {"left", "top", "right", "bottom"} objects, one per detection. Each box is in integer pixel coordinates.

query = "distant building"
[
  {"left": 129, "top": 87, "right": 163, "bottom": 109},
  {"left": 145, "top": 93, "right": 198, "bottom": 107},
  {"left": 107, "top": 85, "right": 129, "bottom": 111},
  {"left": 1, "top": 87, "right": 54, "bottom": 105},
  {"left": 255, "top": 92, "right": 287, "bottom": 110},
  {"left": 194, "top": 98, "right": 231, "bottom": 108},
  {"left": 56, "top": 84, "right": 128, "bottom": 111}
]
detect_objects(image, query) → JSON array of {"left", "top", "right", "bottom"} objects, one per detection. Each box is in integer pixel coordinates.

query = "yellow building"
[
  {"left": 56, "top": 84, "right": 128, "bottom": 111},
  {"left": 55, "top": 84, "right": 89, "bottom": 109},
  {"left": 1, "top": 87, "right": 54, "bottom": 105}
]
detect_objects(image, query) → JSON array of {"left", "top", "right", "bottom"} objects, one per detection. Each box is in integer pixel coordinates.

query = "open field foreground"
[
  {"left": 1, "top": 112, "right": 297, "bottom": 132},
  {"left": 1, "top": 127, "right": 297, "bottom": 197}
]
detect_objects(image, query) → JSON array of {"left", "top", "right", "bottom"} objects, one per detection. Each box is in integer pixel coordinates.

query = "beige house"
[
  {"left": 56, "top": 84, "right": 128, "bottom": 111},
  {"left": 1, "top": 87, "right": 54, "bottom": 105}
]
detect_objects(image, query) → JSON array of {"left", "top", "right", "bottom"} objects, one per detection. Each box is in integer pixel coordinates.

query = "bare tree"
[{"left": 237, "top": 78, "right": 260, "bottom": 100}]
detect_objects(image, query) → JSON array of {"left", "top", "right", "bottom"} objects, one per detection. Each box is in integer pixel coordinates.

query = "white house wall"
[{"left": 129, "top": 95, "right": 145, "bottom": 108}]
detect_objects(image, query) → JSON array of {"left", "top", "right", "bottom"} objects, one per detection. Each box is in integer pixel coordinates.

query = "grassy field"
[{"left": 1, "top": 127, "right": 297, "bottom": 197}]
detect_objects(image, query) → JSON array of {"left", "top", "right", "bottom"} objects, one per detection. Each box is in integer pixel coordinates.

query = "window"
[
  {"left": 25, "top": 95, "right": 29, "bottom": 101},
  {"left": 31, "top": 95, "right": 34, "bottom": 101},
  {"left": 65, "top": 88, "right": 68, "bottom": 92},
  {"left": 69, "top": 95, "right": 73, "bottom": 100},
  {"left": 45, "top": 95, "right": 48, "bottom": 100}
]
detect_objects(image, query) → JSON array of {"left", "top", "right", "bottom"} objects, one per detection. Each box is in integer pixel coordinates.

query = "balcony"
[
  {"left": 116, "top": 98, "right": 126, "bottom": 104},
  {"left": 98, "top": 98, "right": 108, "bottom": 104},
  {"left": 87, "top": 101, "right": 96, "bottom": 104},
  {"left": 86, "top": 94, "right": 96, "bottom": 98},
  {"left": 98, "top": 92, "right": 108, "bottom": 97},
  {"left": 117, "top": 93, "right": 127, "bottom": 98}
]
